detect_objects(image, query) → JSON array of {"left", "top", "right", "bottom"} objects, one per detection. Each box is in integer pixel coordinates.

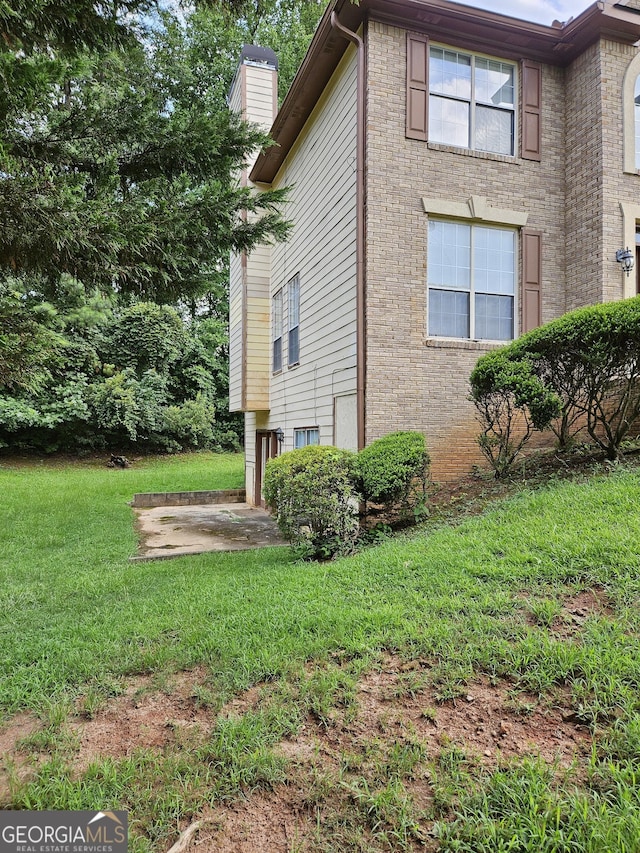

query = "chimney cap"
[{"left": 239, "top": 44, "right": 278, "bottom": 70}]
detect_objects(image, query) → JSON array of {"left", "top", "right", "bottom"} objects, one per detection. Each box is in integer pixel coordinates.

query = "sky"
[{"left": 458, "top": 0, "right": 596, "bottom": 26}]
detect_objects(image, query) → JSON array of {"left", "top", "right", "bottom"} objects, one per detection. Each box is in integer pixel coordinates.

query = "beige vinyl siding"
[
  {"left": 228, "top": 59, "right": 278, "bottom": 414},
  {"left": 245, "top": 65, "right": 276, "bottom": 130},
  {"left": 266, "top": 45, "right": 358, "bottom": 452},
  {"left": 228, "top": 251, "right": 243, "bottom": 412}
]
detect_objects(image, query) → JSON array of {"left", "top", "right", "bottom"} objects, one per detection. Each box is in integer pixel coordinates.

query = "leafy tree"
[
  {"left": 0, "top": 279, "right": 65, "bottom": 391},
  {"left": 0, "top": 0, "right": 321, "bottom": 403},
  {"left": 1, "top": 30, "right": 290, "bottom": 304},
  {"left": 197, "top": 0, "right": 325, "bottom": 100},
  {"left": 0, "top": 295, "right": 240, "bottom": 453}
]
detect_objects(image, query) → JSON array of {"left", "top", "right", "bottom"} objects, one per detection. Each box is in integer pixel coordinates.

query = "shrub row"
[
  {"left": 263, "top": 431, "right": 429, "bottom": 560},
  {"left": 470, "top": 297, "right": 640, "bottom": 476}
]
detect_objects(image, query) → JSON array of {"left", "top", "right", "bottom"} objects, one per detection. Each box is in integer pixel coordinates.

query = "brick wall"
[{"left": 364, "top": 21, "right": 568, "bottom": 480}]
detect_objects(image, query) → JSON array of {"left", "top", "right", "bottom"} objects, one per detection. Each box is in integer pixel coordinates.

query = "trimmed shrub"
[
  {"left": 470, "top": 297, "right": 640, "bottom": 474},
  {"left": 512, "top": 299, "right": 640, "bottom": 458},
  {"left": 356, "top": 431, "right": 429, "bottom": 514},
  {"left": 263, "top": 445, "right": 359, "bottom": 560},
  {"left": 470, "top": 352, "right": 561, "bottom": 477}
]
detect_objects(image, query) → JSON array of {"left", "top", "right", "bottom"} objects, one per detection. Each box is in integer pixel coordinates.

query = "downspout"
[{"left": 330, "top": 10, "right": 366, "bottom": 451}]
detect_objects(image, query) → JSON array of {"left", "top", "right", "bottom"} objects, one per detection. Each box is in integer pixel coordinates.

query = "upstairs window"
[
  {"left": 272, "top": 288, "right": 283, "bottom": 373},
  {"left": 428, "top": 220, "right": 516, "bottom": 341},
  {"left": 288, "top": 274, "right": 300, "bottom": 366},
  {"left": 429, "top": 47, "right": 515, "bottom": 155}
]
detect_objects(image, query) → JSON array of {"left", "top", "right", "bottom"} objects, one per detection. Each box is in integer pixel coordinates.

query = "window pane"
[
  {"left": 429, "top": 95, "right": 469, "bottom": 147},
  {"left": 475, "top": 294, "right": 513, "bottom": 341},
  {"left": 474, "top": 227, "right": 515, "bottom": 295},
  {"left": 475, "top": 105, "right": 513, "bottom": 155},
  {"left": 288, "top": 276, "right": 300, "bottom": 327},
  {"left": 428, "top": 289, "right": 470, "bottom": 338},
  {"left": 429, "top": 48, "right": 471, "bottom": 98},
  {"left": 288, "top": 275, "right": 300, "bottom": 366},
  {"left": 273, "top": 289, "right": 282, "bottom": 338},
  {"left": 273, "top": 337, "right": 282, "bottom": 373},
  {"left": 272, "top": 288, "right": 283, "bottom": 372},
  {"left": 288, "top": 326, "right": 299, "bottom": 365},
  {"left": 294, "top": 428, "right": 319, "bottom": 448},
  {"left": 475, "top": 59, "right": 514, "bottom": 106},
  {"left": 428, "top": 220, "right": 471, "bottom": 289}
]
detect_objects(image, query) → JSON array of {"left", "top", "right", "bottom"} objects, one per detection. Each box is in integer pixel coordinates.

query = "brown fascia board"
[
  {"left": 250, "top": 0, "right": 640, "bottom": 184},
  {"left": 250, "top": 0, "right": 358, "bottom": 185}
]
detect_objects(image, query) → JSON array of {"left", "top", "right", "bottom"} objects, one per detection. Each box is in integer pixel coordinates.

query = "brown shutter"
[
  {"left": 521, "top": 60, "right": 542, "bottom": 161},
  {"left": 522, "top": 229, "right": 542, "bottom": 333},
  {"left": 406, "top": 33, "right": 429, "bottom": 141}
]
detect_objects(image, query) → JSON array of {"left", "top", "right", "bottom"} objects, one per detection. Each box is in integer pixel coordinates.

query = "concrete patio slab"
[{"left": 133, "top": 502, "right": 285, "bottom": 559}]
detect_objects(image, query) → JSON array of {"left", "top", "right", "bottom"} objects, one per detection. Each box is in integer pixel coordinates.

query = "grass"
[{"left": 1, "top": 451, "right": 640, "bottom": 850}]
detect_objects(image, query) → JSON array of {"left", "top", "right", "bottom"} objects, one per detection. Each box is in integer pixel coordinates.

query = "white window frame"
[
  {"left": 294, "top": 427, "right": 319, "bottom": 448},
  {"left": 272, "top": 288, "right": 283, "bottom": 374},
  {"left": 427, "top": 219, "right": 517, "bottom": 342},
  {"left": 622, "top": 52, "right": 640, "bottom": 174},
  {"left": 288, "top": 274, "right": 300, "bottom": 366},
  {"left": 429, "top": 45, "right": 516, "bottom": 156}
]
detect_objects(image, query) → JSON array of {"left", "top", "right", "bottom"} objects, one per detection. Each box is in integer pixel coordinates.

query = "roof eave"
[{"left": 250, "top": 0, "right": 640, "bottom": 185}]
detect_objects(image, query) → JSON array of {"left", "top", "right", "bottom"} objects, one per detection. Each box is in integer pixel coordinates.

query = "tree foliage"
[
  {"left": 0, "top": 291, "right": 241, "bottom": 453},
  {"left": 0, "top": 19, "right": 290, "bottom": 304},
  {"left": 198, "top": 0, "right": 325, "bottom": 100},
  {"left": 0, "top": 280, "right": 64, "bottom": 391},
  {"left": 0, "top": 0, "right": 321, "bottom": 399}
]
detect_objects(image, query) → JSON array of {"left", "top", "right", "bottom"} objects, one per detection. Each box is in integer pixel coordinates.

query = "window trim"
[
  {"left": 294, "top": 427, "right": 320, "bottom": 448},
  {"left": 428, "top": 42, "right": 517, "bottom": 157},
  {"left": 622, "top": 51, "right": 640, "bottom": 174},
  {"left": 619, "top": 201, "right": 640, "bottom": 299},
  {"left": 272, "top": 287, "right": 283, "bottom": 374},
  {"left": 287, "top": 273, "right": 300, "bottom": 367},
  {"left": 422, "top": 195, "right": 528, "bottom": 227},
  {"left": 427, "top": 218, "right": 518, "bottom": 343}
]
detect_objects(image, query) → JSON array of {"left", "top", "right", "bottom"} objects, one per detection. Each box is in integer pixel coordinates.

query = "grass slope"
[{"left": 2, "top": 453, "right": 640, "bottom": 851}]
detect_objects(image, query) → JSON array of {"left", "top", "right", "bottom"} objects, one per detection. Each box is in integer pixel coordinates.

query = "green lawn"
[{"left": 2, "top": 452, "right": 640, "bottom": 851}]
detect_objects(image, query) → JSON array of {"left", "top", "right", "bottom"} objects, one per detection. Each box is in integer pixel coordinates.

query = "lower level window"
[
  {"left": 294, "top": 427, "right": 319, "bottom": 448},
  {"left": 427, "top": 220, "right": 516, "bottom": 341}
]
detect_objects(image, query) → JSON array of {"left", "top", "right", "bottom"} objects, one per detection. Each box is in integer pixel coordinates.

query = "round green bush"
[
  {"left": 356, "top": 431, "right": 429, "bottom": 507},
  {"left": 263, "top": 444, "right": 359, "bottom": 560}
]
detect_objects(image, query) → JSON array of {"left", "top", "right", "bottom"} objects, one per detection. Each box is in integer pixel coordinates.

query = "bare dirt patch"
[
  {"left": 0, "top": 658, "right": 594, "bottom": 849},
  {"left": 334, "top": 658, "right": 591, "bottom": 769},
  {"left": 186, "top": 657, "right": 592, "bottom": 853},
  {"left": 551, "top": 587, "right": 615, "bottom": 639},
  {"left": 194, "top": 790, "right": 312, "bottom": 853},
  {"left": 0, "top": 713, "right": 41, "bottom": 804},
  {"left": 71, "top": 669, "right": 214, "bottom": 771}
]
